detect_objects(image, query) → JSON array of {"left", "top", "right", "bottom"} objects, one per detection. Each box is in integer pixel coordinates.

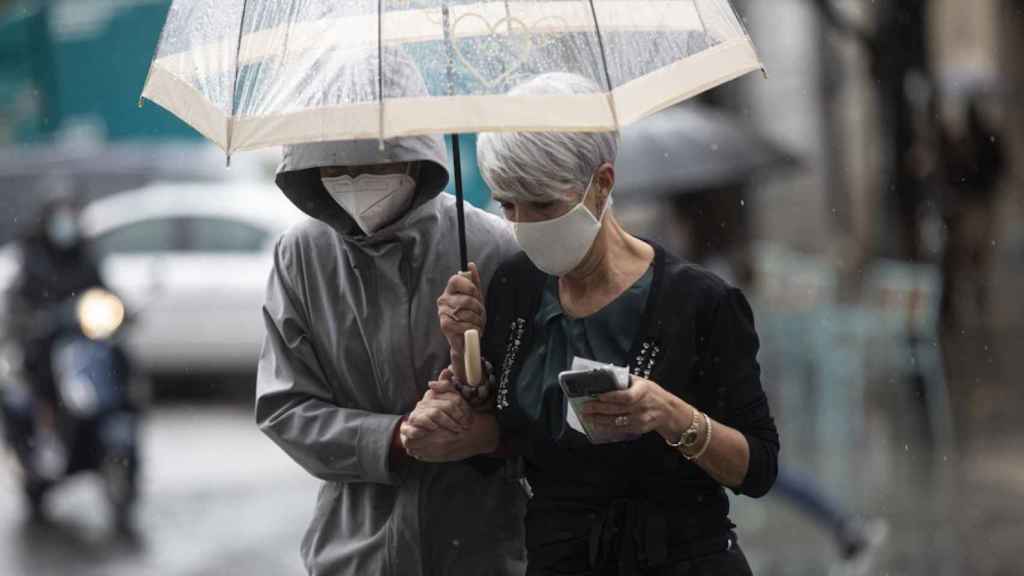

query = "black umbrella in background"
[{"left": 615, "top": 103, "right": 800, "bottom": 198}]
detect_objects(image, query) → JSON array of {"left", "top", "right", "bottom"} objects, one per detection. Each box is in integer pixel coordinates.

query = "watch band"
[{"left": 666, "top": 406, "right": 701, "bottom": 448}]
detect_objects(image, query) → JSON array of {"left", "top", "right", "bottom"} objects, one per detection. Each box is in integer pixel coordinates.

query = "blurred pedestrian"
[
  {"left": 666, "top": 189, "right": 890, "bottom": 574},
  {"left": 420, "top": 73, "right": 779, "bottom": 575},
  {"left": 938, "top": 96, "right": 1005, "bottom": 333},
  {"left": 255, "top": 52, "right": 525, "bottom": 576},
  {"left": 2, "top": 189, "right": 106, "bottom": 516},
  {"left": 774, "top": 470, "right": 888, "bottom": 576}
]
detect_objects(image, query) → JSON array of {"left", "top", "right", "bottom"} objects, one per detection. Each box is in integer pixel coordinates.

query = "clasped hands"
[
  {"left": 400, "top": 367, "right": 497, "bottom": 462},
  {"left": 401, "top": 263, "right": 493, "bottom": 463}
]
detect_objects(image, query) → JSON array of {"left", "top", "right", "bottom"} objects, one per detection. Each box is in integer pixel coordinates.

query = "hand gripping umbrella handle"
[{"left": 463, "top": 329, "right": 481, "bottom": 386}]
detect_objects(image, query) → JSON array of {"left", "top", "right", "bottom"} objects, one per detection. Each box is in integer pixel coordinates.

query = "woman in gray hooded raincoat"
[{"left": 255, "top": 48, "right": 526, "bottom": 576}]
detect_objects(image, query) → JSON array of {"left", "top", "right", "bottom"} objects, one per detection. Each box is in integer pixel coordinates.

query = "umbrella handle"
[{"left": 463, "top": 329, "right": 481, "bottom": 386}]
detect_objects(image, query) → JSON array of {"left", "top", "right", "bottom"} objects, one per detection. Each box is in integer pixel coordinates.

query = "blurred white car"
[{"left": 0, "top": 182, "right": 305, "bottom": 377}]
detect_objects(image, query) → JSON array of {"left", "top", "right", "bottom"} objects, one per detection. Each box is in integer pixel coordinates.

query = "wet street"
[
  {"left": 2, "top": 386, "right": 1023, "bottom": 575},
  {"left": 0, "top": 403, "right": 319, "bottom": 576}
]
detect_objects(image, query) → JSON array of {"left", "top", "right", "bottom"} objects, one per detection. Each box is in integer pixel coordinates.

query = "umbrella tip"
[
  {"left": 137, "top": 97, "right": 144, "bottom": 109},
  {"left": 225, "top": 154, "right": 232, "bottom": 168}
]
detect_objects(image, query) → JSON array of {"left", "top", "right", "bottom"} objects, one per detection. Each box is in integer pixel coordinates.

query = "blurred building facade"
[
  {"left": 727, "top": 2, "right": 1024, "bottom": 574},
  {"left": 0, "top": 1, "right": 491, "bottom": 248}
]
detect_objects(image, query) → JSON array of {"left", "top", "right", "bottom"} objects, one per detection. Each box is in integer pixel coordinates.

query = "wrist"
[
  {"left": 389, "top": 415, "right": 411, "bottom": 468},
  {"left": 657, "top": 395, "right": 692, "bottom": 442}
]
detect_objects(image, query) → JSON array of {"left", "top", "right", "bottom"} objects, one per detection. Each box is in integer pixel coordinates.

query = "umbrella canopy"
[
  {"left": 615, "top": 103, "right": 799, "bottom": 197},
  {"left": 141, "top": 0, "right": 762, "bottom": 154}
]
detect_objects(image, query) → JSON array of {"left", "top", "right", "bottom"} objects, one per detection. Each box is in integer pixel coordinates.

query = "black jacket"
[
  {"left": 482, "top": 244, "right": 778, "bottom": 567},
  {"left": 7, "top": 237, "right": 105, "bottom": 401}
]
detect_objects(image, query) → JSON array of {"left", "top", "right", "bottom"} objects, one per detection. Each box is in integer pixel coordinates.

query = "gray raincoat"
[{"left": 256, "top": 133, "right": 525, "bottom": 576}]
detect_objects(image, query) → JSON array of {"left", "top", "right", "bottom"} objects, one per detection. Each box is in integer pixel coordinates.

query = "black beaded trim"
[
  {"left": 629, "top": 338, "right": 661, "bottom": 379},
  {"left": 496, "top": 317, "right": 527, "bottom": 411}
]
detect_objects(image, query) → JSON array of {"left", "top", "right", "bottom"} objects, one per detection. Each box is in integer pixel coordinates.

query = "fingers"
[
  {"left": 403, "top": 428, "right": 461, "bottom": 462},
  {"left": 428, "top": 407, "right": 465, "bottom": 434},
  {"left": 419, "top": 394, "right": 472, "bottom": 432},
  {"left": 438, "top": 313, "right": 468, "bottom": 342},
  {"left": 468, "top": 262, "right": 481, "bottom": 291},
  {"left": 429, "top": 379, "right": 457, "bottom": 395},
  {"left": 599, "top": 379, "right": 656, "bottom": 405},
  {"left": 439, "top": 297, "right": 484, "bottom": 327},
  {"left": 410, "top": 406, "right": 462, "bottom": 435},
  {"left": 438, "top": 293, "right": 485, "bottom": 322},
  {"left": 441, "top": 395, "right": 473, "bottom": 428},
  {"left": 409, "top": 394, "right": 469, "bottom": 433},
  {"left": 580, "top": 400, "right": 630, "bottom": 417},
  {"left": 442, "top": 271, "right": 482, "bottom": 301},
  {"left": 401, "top": 420, "right": 430, "bottom": 442},
  {"left": 437, "top": 292, "right": 485, "bottom": 340},
  {"left": 597, "top": 387, "right": 640, "bottom": 405},
  {"left": 584, "top": 411, "right": 656, "bottom": 436},
  {"left": 406, "top": 409, "right": 440, "bottom": 434}
]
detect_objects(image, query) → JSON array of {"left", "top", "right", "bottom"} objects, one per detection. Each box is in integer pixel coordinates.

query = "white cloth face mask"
[
  {"left": 321, "top": 170, "right": 417, "bottom": 234},
  {"left": 512, "top": 173, "right": 613, "bottom": 276}
]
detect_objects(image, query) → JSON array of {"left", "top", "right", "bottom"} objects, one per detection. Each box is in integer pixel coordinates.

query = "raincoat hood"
[
  {"left": 275, "top": 134, "right": 450, "bottom": 238},
  {"left": 274, "top": 45, "right": 450, "bottom": 239}
]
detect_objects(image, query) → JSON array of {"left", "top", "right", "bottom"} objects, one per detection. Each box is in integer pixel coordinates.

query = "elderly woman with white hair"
[{"left": 411, "top": 73, "right": 778, "bottom": 575}]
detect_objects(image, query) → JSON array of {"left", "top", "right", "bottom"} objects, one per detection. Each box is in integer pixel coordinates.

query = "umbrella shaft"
[{"left": 452, "top": 134, "right": 469, "bottom": 272}]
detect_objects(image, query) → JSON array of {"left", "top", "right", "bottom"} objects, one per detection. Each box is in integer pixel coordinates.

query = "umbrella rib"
[
  {"left": 138, "top": 0, "right": 175, "bottom": 108},
  {"left": 378, "top": 0, "right": 385, "bottom": 147},
  {"left": 586, "top": 0, "right": 620, "bottom": 133},
  {"left": 226, "top": 0, "right": 252, "bottom": 162}
]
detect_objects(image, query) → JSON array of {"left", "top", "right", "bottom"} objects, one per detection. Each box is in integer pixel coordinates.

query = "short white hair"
[{"left": 476, "top": 73, "right": 619, "bottom": 204}]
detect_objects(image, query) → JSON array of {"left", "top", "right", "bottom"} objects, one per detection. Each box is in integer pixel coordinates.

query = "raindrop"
[
  {"left": 740, "top": 199, "right": 745, "bottom": 207},
  {"left": 904, "top": 444, "right": 909, "bottom": 452}
]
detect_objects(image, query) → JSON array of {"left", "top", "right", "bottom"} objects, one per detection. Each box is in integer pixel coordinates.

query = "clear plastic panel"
[
  {"left": 152, "top": 0, "right": 245, "bottom": 114},
  {"left": 144, "top": 0, "right": 758, "bottom": 148}
]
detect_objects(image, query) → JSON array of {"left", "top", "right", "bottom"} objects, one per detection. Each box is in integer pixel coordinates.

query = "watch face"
[{"left": 683, "top": 430, "right": 700, "bottom": 446}]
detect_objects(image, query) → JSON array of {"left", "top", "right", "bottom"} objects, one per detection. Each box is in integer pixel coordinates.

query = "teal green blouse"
[{"left": 515, "top": 266, "right": 654, "bottom": 439}]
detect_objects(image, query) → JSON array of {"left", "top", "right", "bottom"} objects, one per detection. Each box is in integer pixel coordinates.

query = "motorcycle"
[{"left": 0, "top": 287, "right": 140, "bottom": 533}]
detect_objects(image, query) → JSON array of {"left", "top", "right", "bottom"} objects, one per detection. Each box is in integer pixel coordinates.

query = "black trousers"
[
  {"left": 525, "top": 501, "right": 753, "bottom": 576},
  {"left": 526, "top": 543, "right": 753, "bottom": 576}
]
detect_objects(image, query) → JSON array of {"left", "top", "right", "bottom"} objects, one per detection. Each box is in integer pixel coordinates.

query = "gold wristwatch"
[{"left": 667, "top": 406, "right": 701, "bottom": 448}]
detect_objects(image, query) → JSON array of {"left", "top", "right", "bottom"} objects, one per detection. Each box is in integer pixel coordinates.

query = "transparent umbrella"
[{"left": 141, "top": 0, "right": 763, "bottom": 269}]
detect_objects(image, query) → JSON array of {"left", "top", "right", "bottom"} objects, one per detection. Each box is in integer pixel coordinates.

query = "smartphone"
[
  {"left": 558, "top": 359, "right": 633, "bottom": 444},
  {"left": 559, "top": 368, "right": 621, "bottom": 398}
]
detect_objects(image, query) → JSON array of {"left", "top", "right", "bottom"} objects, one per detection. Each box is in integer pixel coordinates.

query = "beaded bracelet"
[
  {"left": 452, "top": 359, "right": 495, "bottom": 410},
  {"left": 684, "top": 413, "right": 713, "bottom": 462}
]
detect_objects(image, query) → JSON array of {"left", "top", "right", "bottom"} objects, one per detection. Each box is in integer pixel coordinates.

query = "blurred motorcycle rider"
[
  {"left": 255, "top": 47, "right": 525, "bottom": 576},
  {"left": 3, "top": 190, "right": 106, "bottom": 507}
]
